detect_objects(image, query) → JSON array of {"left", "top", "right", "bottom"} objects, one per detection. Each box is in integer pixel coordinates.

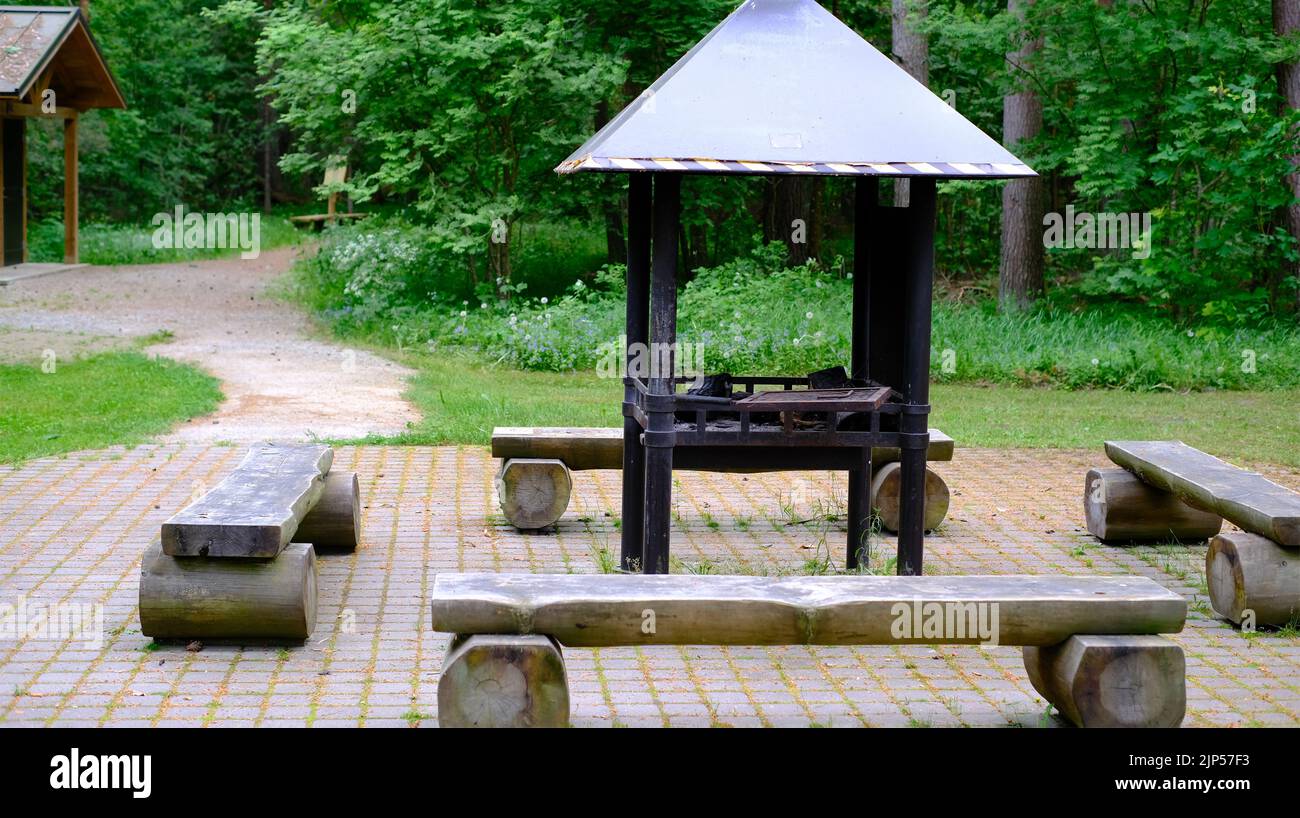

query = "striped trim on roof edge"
[{"left": 556, "top": 156, "right": 1036, "bottom": 178}]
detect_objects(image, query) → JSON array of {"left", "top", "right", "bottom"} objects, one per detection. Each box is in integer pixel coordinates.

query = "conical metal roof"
[{"left": 558, "top": 0, "right": 1033, "bottom": 179}]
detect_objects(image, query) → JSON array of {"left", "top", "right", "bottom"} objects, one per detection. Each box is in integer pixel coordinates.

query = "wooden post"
[
  {"left": 64, "top": 116, "right": 78, "bottom": 264},
  {"left": 642, "top": 172, "right": 680, "bottom": 575},
  {"left": 621, "top": 174, "right": 651, "bottom": 571},
  {"left": 847, "top": 176, "right": 878, "bottom": 569}
]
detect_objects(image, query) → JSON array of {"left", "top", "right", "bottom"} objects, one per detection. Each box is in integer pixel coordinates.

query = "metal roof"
[
  {"left": 0, "top": 6, "right": 124, "bottom": 109},
  {"left": 558, "top": 0, "right": 1033, "bottom": 178}
]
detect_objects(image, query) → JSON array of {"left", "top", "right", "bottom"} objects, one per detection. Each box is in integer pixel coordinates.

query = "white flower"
[
  {"left": 459, "top": 310, "right": 467, "bottom": 317},
  {"left": 541, "top": 297, "right": 549, "bottom": 305},
  {"left": 1091, "top": 358, "right": 1099, "bottom": 365},
  {"left": 805, "top": 311, "right": 813, "bottom": 319}
]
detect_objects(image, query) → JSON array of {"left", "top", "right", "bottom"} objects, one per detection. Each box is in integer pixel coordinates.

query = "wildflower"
[
  {"left": 541, "top": 297, "right": 549, "bottom": 305},
  {"left": 1091, "top": 358, "right": 1099, "bottom": 366}
]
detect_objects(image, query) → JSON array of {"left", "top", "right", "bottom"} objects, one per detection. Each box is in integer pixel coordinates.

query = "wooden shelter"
[
  {"left": 0, "top": 5, "right": 124, "bottom": 266},
  {"left": 558, "top": 0, "right": 1033, "bottom": 575}
]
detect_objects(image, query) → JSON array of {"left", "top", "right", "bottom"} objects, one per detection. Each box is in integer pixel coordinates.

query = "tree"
[
  {"left": 892, "top": 0, "right": 930, "bottom": 208},
  {"left": 1275, "top": 0, "right": 1300, "bottom": 312},
  {"left": 998, "top": 0, "right": 1045, "bottom": 311},
  {"left": 255, "top": 0, "right": 623, "bottom": 296}
]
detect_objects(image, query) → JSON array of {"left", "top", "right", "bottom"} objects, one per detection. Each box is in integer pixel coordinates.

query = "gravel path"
[{"left": 0, "top": 246, "right": 421, "bottom": 441}]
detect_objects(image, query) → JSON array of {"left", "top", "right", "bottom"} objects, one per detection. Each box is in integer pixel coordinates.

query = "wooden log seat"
[
  {"left": 431, "top": 572, "right": 1187, "bottom": 728},
  {"left": 490, "top": 426, "right": 955, "bottom": 533},
  {"left": 1097, "top": 441, "right": 1300, "bottom": 627},
  {"left": 162, "top": 443, "right": 334, "bottom": 558},
  {"left": 1104, "top": 440, "right": 1300, "bottom": 546},
  {"left": 141, "top": 444, "right": 363, "bottom": 641}
]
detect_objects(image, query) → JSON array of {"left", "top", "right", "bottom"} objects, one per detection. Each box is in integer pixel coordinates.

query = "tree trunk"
[
  {"left": 595, "top": 100, "right": 627, "bottom": 265},
  {"left": 763, "top": 177, "right": 812, "bottom": 265},
  {"left": 892, "top": 0, "right": 929, "bottom": 208},
  {"left": 1275, "top": 0, "right": 1300, "bottom": 314},
  {"left": 998, "top": 0, "right": 1045, "bottom": 311}
]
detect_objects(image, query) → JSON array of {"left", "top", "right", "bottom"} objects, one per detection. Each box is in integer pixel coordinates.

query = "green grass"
[
  {"left": 0, "top": 351, "right": 222, "bottom": 464},
  {"left": 930, "top": 384, "right": 1300, "bottom": 466},
  {"left": 340, "top": 345, "right": 1300, "bottom": 467},
  {"left": 27, "top": 212, "right": 306, "bottom": 266}
]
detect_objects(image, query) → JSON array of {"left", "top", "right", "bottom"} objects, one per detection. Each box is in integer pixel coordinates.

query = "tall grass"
[
  {"left": 27, "top": 214, "right": 304, "bottom": 266},
  {"left": 299, "top": 225, "right": 1300, "bottom": 392}
]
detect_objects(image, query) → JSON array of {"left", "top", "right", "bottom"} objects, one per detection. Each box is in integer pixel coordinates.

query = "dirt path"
[{"left": 0, "top": 246, "right": 421, "bottom": 442}]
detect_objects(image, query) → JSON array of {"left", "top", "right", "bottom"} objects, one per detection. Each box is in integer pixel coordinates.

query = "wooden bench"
[
  {"left": 430, "top": 572, "right": 1187, "bottom": 728},
  {"left": 1085, "top": 440, "right": 1300, "bottom": 627},
  {"left": 491, "top": 426, "right": 955, "bottom": 533},
  {"left": 289, "top": 163, "right": 366, "bottom": 230},
  {"left": 139, "top": 443, "right": 362, "bottom": 641}
]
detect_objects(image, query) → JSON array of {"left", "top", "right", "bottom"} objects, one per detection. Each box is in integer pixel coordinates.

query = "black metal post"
[
  {"left": 897, "top": 177, "right": 936, "bottom": 576},
  {"left": 620, "top": 174, "right": 652, "bottom": 571},
  {"left": 642, "top": 173, "right": 680, "bottom": 574},
  {"left": 847, "top": 176, "right": 878, "bottom": 570}
]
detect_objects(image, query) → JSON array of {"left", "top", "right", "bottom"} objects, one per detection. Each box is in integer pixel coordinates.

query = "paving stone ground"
[{"left": 0, "top": 444, "right": 1297, "bottom": 728}]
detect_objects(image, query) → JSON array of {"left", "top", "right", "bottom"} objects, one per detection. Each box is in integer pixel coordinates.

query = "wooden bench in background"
[
  {"left": 430, "top": 572, "right": 1187, "bottom": 728},
  {"left": 1085, "top": 440, "right": 1300, "bottom": 627},
  {"left": 491, "top": 426, "right": 955, "bottom": 533},
  {"left": 139, "top": 443, "right": 362, "bottom": 642},
  {"left": 289, "top": 164, "right": 367, "bottom": 231}
]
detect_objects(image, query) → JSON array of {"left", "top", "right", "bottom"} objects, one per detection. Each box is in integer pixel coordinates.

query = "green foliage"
[
  {"left": 1021, "top": 0, "right": 1298, "bottom": 318},
  {"left": 24, "top": 0, "right": 270, "bottom": 222},
  {"left": 300, "top": 228, "right": 1300, "bottom": 390},
  {"left": 13, "top": 0, "right": 1300, "bottom": 325},
  {"left": 0, "top": 352, "right": 223, "bottom": 464},
  {"left": 253, "top": 0, "right": 625, "bottom": 291}
]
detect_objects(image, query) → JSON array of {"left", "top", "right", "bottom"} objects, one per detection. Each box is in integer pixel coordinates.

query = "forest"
[{"left": 23, "top": 0, "right": 1300, "bottom": 389}]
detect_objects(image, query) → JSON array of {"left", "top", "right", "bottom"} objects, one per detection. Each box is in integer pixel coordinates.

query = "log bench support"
[
  {"left": 1206, "top": 532, "right": 1300, "bottom": 627},
  {"left": 1083, "top": 467, "right": 1222, "bottom": 544},
  {"left": 139, "top": 540, "right": 318, "bottom": 641},
  {"left": 437, "top": 635, "right": 569, "bottom": 728},
  {"left": 431, "top": 573, "right": 1187, "bottom": 728},
  {"left": 140, "top": 444, "right": 363, "bottom": 642},
  {"left": 1023, "top": 635, "right": 1185, "bottom": 728},
  {"left": 496, "top": 459, "right": 572, "bottom": 531}
]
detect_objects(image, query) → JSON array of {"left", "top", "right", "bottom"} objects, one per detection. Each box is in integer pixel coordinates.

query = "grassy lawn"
[
  {"left": 346, "top": 348, "right": 1300, "bottom": 468},
  {"left": 0, "top": 352, "right": 222, "bottom": 464}
]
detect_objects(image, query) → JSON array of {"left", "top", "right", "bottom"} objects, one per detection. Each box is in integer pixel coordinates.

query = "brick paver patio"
[{"left": 1, "top": 444, "right": 1297, "bottom": 728}]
